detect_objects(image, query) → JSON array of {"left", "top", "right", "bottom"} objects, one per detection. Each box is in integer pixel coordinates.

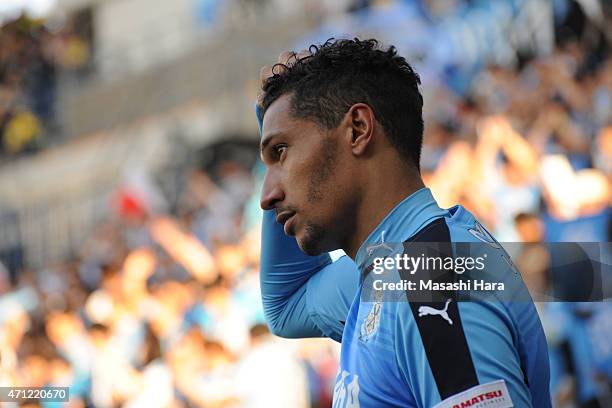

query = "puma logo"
[
  {"left": 366, "top": 230, "right": 393, "bottom": 256},
  {"left": 418, "top": 298, "right": 453, "bottom": 325},
  {"left": 468, "top": 222, "right": 500, "bottom": 249}
]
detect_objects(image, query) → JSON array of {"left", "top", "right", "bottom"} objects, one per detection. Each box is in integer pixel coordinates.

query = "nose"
[{"left": 260, "top": 167, "right": 284, "bottom": 210}]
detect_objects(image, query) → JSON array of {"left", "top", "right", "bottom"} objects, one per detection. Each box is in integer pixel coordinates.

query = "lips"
[{"left": 276, "top": 211, "right": 296, "bottom": 235}]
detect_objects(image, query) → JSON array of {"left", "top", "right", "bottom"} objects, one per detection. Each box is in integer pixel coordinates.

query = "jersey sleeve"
[{"left": 257, "top": 104, "right": 359, "bottom": 342}]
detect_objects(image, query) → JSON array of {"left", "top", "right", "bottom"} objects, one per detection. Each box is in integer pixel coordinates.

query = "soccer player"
[{"left": 257, "top": 39, "right": 551, "bottom": 407}]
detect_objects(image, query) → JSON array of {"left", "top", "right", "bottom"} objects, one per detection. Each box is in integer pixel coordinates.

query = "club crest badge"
[{"left": 360, "top": 301, "right": 382, "bottom": 341}]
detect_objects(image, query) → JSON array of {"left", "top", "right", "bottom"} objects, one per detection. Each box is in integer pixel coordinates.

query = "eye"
[{"left": 272, "top": 144, "right": 288, "bottom": 160}]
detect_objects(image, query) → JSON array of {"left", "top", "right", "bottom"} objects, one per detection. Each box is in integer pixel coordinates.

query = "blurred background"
[{"left": 0, "top": 0, "right": 610, "bottom": 407}]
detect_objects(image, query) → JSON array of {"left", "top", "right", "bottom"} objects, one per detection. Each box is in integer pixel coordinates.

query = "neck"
[{"left": 344, "top": 161, "right": 424, "bottom": 259}]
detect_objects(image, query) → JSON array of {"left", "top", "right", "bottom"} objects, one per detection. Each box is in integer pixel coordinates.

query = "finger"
[
  {"left": 256, "top": 88, "right": 265, "bottom": 106},
  {"left": 277, "top": 50, "right": 296, "bottom": 65},
  {"left": 295, "top": 49, "right": 311, "bottom": 60},
  {"left": 259, "top": 65, "right": 274, "bottom": 83}
]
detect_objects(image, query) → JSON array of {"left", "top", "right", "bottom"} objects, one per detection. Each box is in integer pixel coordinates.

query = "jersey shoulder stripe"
[{"left": 401, "top": 217, "right": 480, "bottom": 400}]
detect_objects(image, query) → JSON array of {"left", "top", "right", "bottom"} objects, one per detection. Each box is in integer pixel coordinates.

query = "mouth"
[{"left": 276, "top": 211, "right": 297, "bottom": 236}]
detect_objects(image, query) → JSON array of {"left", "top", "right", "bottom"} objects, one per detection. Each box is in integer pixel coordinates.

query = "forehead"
[
  {"left": 262, "top": 94, "right": 296, "bottom": 136},
  {"left": 261, "top": 94, "right": 329, "bottom": 149}
]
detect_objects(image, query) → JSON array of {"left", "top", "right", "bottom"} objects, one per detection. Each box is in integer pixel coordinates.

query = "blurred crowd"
[
  {"left": 0, "top": 13, "right": 91, "bottom": 159},
  {"left": 0, "top": 157, "right": 339, "bottom": 407},
  {"left": 0, "top": 0, "right": 610, "bottom": 407},
  {"left": 422, "top": 45, "right": 611, "bottom": 243}
]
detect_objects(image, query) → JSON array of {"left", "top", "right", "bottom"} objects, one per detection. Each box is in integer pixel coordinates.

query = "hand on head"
[{"left": 257, "top": 50, "right": 311, "bottom": 107}]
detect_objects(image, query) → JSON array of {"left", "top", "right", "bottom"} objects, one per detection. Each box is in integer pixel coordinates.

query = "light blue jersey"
[{"left": 257, "top": 106, "right": 551, "bottom": 408}]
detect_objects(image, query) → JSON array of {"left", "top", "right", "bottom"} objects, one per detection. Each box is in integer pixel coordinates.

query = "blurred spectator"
[
  {"left": 235, "top": 324, "right": 310, "bottom": 407},
  {"left": 0, "top": 13, "right": 91, "bottom": 160}
]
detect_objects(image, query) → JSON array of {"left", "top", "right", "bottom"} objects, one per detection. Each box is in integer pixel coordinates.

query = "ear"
[{"left": 345, "top": 103, "right": 375, "bottom": 156}]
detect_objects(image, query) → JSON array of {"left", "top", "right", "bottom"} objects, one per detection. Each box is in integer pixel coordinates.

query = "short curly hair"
[{"left": 261, "top": 38, "right": 424, "bottom": 169}]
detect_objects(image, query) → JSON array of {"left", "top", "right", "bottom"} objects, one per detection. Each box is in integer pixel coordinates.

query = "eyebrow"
[{"left": 260, "top": 132, "right": 284, "bottom": 155}]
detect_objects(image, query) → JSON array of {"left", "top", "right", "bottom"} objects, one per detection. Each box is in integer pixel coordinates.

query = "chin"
[
  {"left": 296, "top": 236, "right": 323, "bottom": 256},
  {"left": 296, "top": 222, "right": 332, "bottom": 256}
]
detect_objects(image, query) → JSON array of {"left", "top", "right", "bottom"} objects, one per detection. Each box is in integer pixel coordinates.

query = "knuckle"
[
  {"left": 296, "top": 49, "right": 310, "bottom": 59},
  {"left": 278, "top": 50, "right": 295, "bottom": 63},
  {"left": 260, "top": 65, "right": 272, "bottom": 79}
]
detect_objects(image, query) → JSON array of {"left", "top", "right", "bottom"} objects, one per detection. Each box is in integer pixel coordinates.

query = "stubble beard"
[
  {"left": 297, "top": 136, "right": 339, "bottom": 256},
  {"left": 298, "top": 222, "right": 327, "bottom": 255}
]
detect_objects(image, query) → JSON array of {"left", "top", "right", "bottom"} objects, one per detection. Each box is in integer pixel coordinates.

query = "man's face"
[{"left": 260, "top": 94, "right": 354, "bottom": 255}]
